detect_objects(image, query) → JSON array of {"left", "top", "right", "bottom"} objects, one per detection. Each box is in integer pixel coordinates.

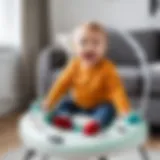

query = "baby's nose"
[{"left": 86, "top": 42, "right": 94, "bottom": 49}]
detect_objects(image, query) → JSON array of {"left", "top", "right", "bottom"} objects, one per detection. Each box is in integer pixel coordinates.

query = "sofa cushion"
[
  {"left": 118, "top": 66, "right": 140, "bottom": 95},
  {"left": 107, "top": 30, "right": 159, "bottom": 65},
  {"left": 132, "top": 31, "right": 159, "bottom": 62},
  {"left": 107, "top": 32, "right": 138, "bottom": 65}
]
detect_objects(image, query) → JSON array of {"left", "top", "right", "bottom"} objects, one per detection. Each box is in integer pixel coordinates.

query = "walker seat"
[{"left": 19, "top": 99, "right": 148, "bottom": 156}]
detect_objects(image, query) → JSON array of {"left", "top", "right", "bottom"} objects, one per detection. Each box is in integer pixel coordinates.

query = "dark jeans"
[{"left": 55, "top": 99, "right": 116, "bottom": 128}]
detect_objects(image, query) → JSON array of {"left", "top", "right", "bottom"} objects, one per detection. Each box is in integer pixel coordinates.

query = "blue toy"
[{"left": 126, "top": 112, "right": 142, "bottom": 125}]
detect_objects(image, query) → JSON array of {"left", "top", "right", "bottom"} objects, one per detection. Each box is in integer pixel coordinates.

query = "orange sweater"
[{"left": 45, "top": 58, "right": 130, "bottom": 114}]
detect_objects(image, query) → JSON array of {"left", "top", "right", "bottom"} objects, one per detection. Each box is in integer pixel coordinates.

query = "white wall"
[
  {"left": 0, "top": 0, "right": 21, "bottom": 47},
  {"left": 50, "top": 0, "right": 150, "bottom": 41}
]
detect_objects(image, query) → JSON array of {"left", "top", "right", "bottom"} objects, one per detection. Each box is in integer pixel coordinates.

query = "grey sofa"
[{"left": 37, "top": 30, "right": 160, "bottom": 126}]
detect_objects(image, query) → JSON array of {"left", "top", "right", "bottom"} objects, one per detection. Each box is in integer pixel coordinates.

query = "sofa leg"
[
  {"left": 138, "top": 146, "right": 150, "bottom": 160},
  {"left": 23, "top": 149, "right": 35, "bottom": 160}
]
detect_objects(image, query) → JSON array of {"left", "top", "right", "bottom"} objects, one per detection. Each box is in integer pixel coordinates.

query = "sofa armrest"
[
  {"left": 149, "top": 62, "right": 160, "bottom": 94},
  {"left": 36, "top": 46, "right": 68, "bottom": 97}
]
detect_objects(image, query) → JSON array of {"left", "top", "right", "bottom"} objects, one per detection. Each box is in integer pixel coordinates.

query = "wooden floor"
[
  {"left": 0, "top": 112, "right": 22, "bottom": 157},
  {"left": 0, "top": 112, "right": 160, "bottom": 157}
]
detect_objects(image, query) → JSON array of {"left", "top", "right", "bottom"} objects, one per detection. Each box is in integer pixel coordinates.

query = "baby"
[{"left": 43, "top": 22, "right": 130, "bottom": 136}]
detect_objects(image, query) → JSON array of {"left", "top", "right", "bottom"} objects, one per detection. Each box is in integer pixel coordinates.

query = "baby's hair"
[
  {"left": 81, "top": 22, "right": 106, "bottom": 34},
  {"left": 73, "top": 22, "right": 107, "bottom": 41}
]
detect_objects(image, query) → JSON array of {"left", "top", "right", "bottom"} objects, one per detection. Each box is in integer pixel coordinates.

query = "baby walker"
[{"left": 19, "top": 29, "right": 151, "bottom": 160}]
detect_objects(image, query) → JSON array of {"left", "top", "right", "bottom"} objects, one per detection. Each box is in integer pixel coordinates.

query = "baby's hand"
[
  {"left": 41, "top": 101, "right": 51, "bottom": 113},
  {"left": 120, "top": 112, "right": 129, "bottom": 119}
]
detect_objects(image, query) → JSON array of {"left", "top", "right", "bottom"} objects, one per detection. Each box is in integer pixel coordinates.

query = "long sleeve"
[
  {"left": 105, "top": 62, "right": 130, "bottom": 115},
  {"left": 45, "top": 60, "right": 76, "bottom": 109}
]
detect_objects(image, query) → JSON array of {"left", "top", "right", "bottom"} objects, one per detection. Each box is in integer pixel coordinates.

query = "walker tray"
[{"left": 19, "top": 100, "right": 148, "bottom": 156}]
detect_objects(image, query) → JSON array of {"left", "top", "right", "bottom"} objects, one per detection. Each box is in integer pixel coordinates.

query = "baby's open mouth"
[{"left": 83, "top": 52, "right": 96, "bottom": 60}]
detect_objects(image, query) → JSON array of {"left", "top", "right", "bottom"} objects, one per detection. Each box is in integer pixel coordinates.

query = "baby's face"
[{"left": 73, "top": 28, "right": 107, "bottom": 66}]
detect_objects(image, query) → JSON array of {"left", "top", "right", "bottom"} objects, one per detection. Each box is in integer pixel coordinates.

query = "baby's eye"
[{"left": 80, "top": 39, "right": 87, "bottom": 46}]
